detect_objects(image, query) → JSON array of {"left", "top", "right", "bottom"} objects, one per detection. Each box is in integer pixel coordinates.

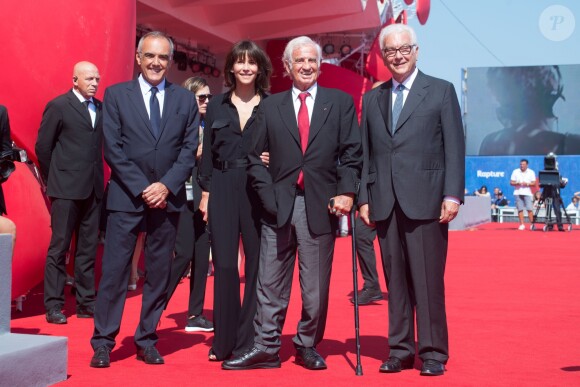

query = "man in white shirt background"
[{"left": 510, "top": 159, "right": 536, "bottom": 230}]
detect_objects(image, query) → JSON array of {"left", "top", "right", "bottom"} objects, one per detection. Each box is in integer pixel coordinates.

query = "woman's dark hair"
[
  {"left": 224, "top": 40, "right": 272, "bottom": 93},
  {"left": 480, "top": 185, "right": 488, "bottom": 193}
]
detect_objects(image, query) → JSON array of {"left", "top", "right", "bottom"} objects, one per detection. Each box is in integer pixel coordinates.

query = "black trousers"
[
  {"left": 166, "top": 201, "right": 210, "bottom": 317},
  {"left": 375, "top": 202, "right": 449, "bottom": 364},
  {"left": 208, "top": 168, "right": 261, "bottom": 360},
  {"left": 91, "top": 209, "right": 178, "bottom": 350},
  {"left": 355, "top": 216, "right": 380, "bottom": 291},
  {"left": 44, "top": 192, "right": 100, "bottom": 311}
]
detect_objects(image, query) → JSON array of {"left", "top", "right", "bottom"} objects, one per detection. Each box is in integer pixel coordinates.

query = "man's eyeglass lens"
[{"left": 383, "top": 45, "right": 415, "bottom": 57}]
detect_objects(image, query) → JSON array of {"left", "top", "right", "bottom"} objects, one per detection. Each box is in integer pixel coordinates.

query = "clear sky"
[{"left": 406, "top": 0, "right": 580, "bottom": 93}]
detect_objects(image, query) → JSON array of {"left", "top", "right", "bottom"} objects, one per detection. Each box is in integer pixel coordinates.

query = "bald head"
[{"left": 73, "top": 61, "right": 100, "bottom": 99}]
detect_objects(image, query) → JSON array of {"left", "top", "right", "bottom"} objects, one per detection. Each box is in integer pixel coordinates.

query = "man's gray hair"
[
  {"left": 282, "top": 36, "right": 322, "bottom": 67},
  {"left": 378, "top": 23, "right": 418, "bottom": 51},
  {"left": 137, "top": 31, "right": 174, "bottom": 60}
]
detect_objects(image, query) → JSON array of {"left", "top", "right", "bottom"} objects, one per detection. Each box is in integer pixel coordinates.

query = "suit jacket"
[
  {"left": 359, "top": 71, "right": 465, "bottom": 221},
  {"left": 103, "top": 79, "right": 198, "bottom": 213},
  {"left": 35, "top": 90, "right": 104, "bottom": 200},
  {"left": 0, "top": 105, "right": 12, "bottom": 214},
  {"left": 248, "top": 86, "right": 362, "bottom": 235}
]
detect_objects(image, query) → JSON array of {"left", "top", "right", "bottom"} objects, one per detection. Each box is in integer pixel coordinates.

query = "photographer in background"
[
  {"left": 0, "top": 104, "right": 17, "bottom": 245},
  {"left": 35, "top": 62, "right": 104, "bottom": 324}
]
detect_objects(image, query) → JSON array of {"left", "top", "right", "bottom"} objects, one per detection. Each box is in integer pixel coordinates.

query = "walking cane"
[{"left": 350, "top": 207, "right": 363, "bottom": 376}]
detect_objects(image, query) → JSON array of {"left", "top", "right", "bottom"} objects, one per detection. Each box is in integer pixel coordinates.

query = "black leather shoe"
[
  {"left": 76, "top": 305, "right": 94, "bottom": 318},
  {"left": 90, "top": 346, "right": 111, "bottom": 368},
  {"left": 350, "top": 287, "right": 383, "bottom": 305},
  {"left": 295, "top": 347, "right": 327, "bottom": 370},
  {"left": 136, "top": 346, "right": 165, "bottom": 365},
  {"left": 420, "top": 359, "right": 445, "bottom": 376},
  {"left": 379, "top": 356, "right": 414, "bottom": 373},
  {"left": 46, "top": 307, "right": 67, "bottom": 324},
  {"left": 222, "top": 347, "right": 281, "bottom": 370}
]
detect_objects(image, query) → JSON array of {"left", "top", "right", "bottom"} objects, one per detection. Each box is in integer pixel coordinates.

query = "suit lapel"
[
  {"left": 307, "top": 87, "right": 331, "bottom": 149},
  {"left": 159, "top": 81, "right": 174, "bottom": 139},
  {"left": 277, "top": 90, "right": 301, "bottom": 148},
  {"left": 94, "top": 99, "right": 102, "bottom": 129},
  {"left": 377, "top": 81, "right": 393, "bottom": 135},
  {"left": 67, "top": 91, "right": 93, "bottom": 128},
  {"left": 127, "top": 80, "right": 156, "bottom": 139},
  {"left": 394, "top": 71, "right": 429, "bottom": 132}
]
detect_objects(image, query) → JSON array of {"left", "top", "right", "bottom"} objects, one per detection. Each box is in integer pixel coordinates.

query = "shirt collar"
[
  {"left": 392, "top": 67, "right": 419, "bottom": 91},
  {"left": 292, "top": 83, "right": 317, "bottom": 101},
  {"left": 72, "top": 88, "right": 93, "bottom": 104},
  {"left": 138, "top": 74, "right": 166, "bottom": 95}
]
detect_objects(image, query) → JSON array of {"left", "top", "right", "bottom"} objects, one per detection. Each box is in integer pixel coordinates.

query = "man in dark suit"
[
  {"left": 90, "top": 31, "right": 198, "bottom": 368},
  {"left": 35, "top": 62, "right": 104, "bottom": 324},
  {"left": 222, "top": 36, "right": 362, "bottom": 371},
  {"left": 358, "top": 24, "right": 464, "bottom": 376}
]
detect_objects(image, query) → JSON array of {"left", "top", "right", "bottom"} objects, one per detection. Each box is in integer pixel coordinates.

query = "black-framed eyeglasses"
[
  {"left": 197, "top": 94, "right": 213, "bottom": 102},
  {"left": 382, "top": 44, "right": 416, "bottom": 58}
]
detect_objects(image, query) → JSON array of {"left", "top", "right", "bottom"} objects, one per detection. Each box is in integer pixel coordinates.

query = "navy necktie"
[
  {"left": 150, "top": 87, "right": 161, "bottom": 138},
  {"left": 392, "top": 83, "right": 404, "bottom": 133}
]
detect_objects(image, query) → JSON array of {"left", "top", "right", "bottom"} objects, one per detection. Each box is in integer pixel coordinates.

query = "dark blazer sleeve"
[
  {"left": 335, "top": 91, "right": 362, "bottom": 196},
  {"left": 198, "top": 96, "right": 217, "bottom": 192},
  {"left": 102, "top": 86, "right": 150, "bottom": 198},
  {"left": 441, "top": 82, "right": 465, "bottom": 202},
  {"left": 35, "top": 99, "right": 62, "bottom": 183},
  {"left": 157, "top": 89, "right": 199, "bottom": 196},
  {"left": 0, "top": 105, "right": 12, "bottom": 158},
  {"left": 247, "top": 104, "right": 276, "bottom": 216},
  {"left": 358, "top": 92, "right": 371, "bottom": 206}
]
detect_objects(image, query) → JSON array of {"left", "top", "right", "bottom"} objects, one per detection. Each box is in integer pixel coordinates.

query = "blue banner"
[{"left": 465, "top": 155, "right": 580, "bottom": 206}]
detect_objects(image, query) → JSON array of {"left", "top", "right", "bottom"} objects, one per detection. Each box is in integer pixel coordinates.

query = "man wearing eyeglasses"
[
  {"left": 223, "top": 36, "right": 361, "bottom": 371},
  {"left": 358, "top": 24, "right": 465, "bottom": 376}
]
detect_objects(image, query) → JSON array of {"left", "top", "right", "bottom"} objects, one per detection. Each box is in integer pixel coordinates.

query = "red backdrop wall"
[{"left": 0, "top": 0, "right": 136, "bottom": 298}]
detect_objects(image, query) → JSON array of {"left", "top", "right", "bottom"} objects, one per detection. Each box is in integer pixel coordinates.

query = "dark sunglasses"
[{"left": 197, "top": 94, "right": 213, "bottom": 102}]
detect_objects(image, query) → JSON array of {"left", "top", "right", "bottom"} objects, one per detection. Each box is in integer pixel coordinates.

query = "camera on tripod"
[
  {"left": 538, "top": 152, "right": 567, "bottom": 189},
  {"left": 532, "top": 152, "right": 572, "bottom": 232}
]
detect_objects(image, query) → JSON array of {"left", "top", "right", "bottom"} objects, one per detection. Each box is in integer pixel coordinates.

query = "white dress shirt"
[
  {"left": 72, "top": 88, "right": 96, "bottom": 127},
  {"left": 138, "top": 74, "right": 166, "bottom": 118}
]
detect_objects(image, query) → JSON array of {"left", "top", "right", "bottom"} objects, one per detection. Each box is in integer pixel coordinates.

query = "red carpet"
[{"left": 10, "top": 222, "right": 580, "bottom": 386}]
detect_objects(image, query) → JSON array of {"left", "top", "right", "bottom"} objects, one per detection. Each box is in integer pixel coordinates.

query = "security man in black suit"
[{"left": 35, "top": 61, "right": 104, "bottom": 324}]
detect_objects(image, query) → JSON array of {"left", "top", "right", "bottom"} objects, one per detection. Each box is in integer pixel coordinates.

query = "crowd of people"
[{"left": 5, "top": 23, "right": 465, "bottom": 377}]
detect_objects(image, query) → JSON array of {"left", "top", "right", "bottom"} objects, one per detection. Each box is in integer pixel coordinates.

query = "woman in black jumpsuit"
[{"left": 198, "top": 40, "right": 272, "bottom": 361}]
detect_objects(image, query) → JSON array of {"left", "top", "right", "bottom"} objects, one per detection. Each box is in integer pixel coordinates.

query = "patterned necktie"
[
  {"left": 296, "top": 92, "right": 310, "bottom": 190},
  {"left": 150, "top": 86, "right": 161, "bottom": 138},
  {"left": 392, "top": 83, "right": 405, "bottom": 133}
]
